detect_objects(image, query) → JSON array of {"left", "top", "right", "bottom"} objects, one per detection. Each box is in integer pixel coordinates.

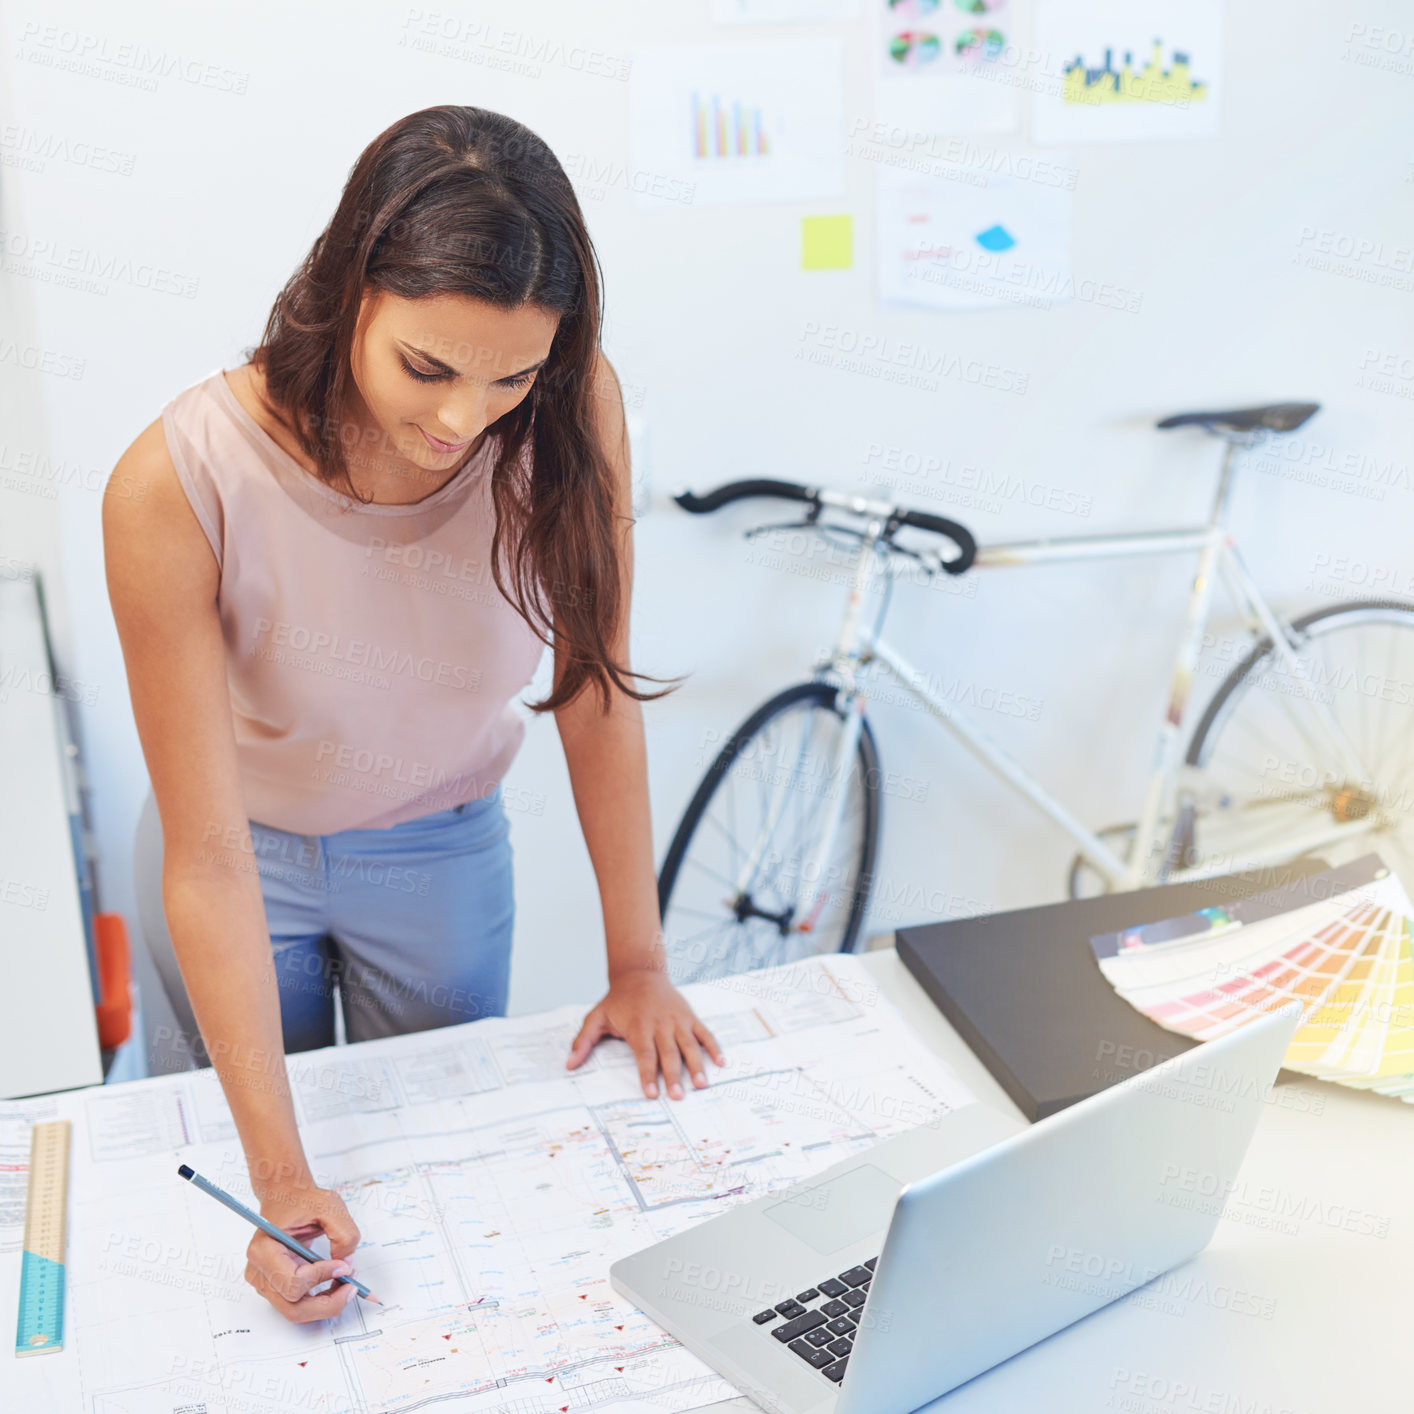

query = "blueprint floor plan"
[{"left": 1, "top": 955, "right": 977, "bottom": 1413}]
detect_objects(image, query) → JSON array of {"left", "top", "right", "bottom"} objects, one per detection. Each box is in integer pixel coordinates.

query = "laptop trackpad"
[{"left": 762, "top": 1164, "right": 900, "bottom": 1255}]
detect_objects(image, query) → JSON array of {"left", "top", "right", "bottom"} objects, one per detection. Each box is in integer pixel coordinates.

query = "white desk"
[
  {"left": 697, "top": 948, "right": 1412, "bottom": 1414},
  {"left": 4, "top": 947, "right": 1406, "bottom": 1411}
]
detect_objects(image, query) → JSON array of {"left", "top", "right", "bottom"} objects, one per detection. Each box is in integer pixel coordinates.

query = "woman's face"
[{"left": 349, "top": 288, "right": 559, "bottom": 473}]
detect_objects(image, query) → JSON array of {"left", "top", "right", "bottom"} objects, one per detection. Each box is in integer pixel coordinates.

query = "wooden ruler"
[{"left": 14, "top": 1120, "right": 70, "bottom": 1357}]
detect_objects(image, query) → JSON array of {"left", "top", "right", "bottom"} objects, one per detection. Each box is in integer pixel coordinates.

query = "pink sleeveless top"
[{"left": 160, "top": 368, "right": 546, "bottom": 835}]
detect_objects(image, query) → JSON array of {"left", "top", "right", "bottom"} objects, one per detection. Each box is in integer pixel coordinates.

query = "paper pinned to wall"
[
  {"left": 873, "top": 0, "right": 1019, "bottom": 138},
  {"left": 876, "top": 159, "right": 1071, "bottom": 311},
  {"left": 712, "top": 0, "right": 862, "bottom": 22},
  {"left": 630, "top": 40, "right": 845, "bottom": 208},
  {"left": 1033, "top": 0, "right": 1224, "bottom": 144}
]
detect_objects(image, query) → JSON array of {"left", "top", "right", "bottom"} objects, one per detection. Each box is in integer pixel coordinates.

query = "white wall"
[{"left": 3, "top": 0, "right": 1412, "bottom": 1062}]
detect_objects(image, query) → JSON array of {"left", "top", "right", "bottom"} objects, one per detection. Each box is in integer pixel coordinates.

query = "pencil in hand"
[{"left": 177, "top": 1164, "right": 384, "bottom": 1305}]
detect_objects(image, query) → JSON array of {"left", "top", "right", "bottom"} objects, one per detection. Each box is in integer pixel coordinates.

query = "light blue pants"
[{"left": 135, "top": 787, "right": 515, "bottom": 1062}]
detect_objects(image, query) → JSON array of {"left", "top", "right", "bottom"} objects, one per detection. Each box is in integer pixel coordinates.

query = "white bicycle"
[{"left": 658, "top": 401, "right": 1414, "bottom": 984}]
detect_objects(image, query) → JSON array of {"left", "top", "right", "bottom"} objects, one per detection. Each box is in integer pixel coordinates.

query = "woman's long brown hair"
[{"left": 249, "top": 104, "right": 663, "bottom": 714}]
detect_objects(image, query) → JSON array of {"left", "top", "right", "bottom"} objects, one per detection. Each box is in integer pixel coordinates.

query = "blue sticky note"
[{"left": 975, "top": 224, "right": 1016, "bottom": 252}]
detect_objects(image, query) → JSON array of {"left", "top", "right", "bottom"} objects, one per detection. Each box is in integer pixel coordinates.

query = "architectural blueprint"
[{"left": 1, "top": 955, "right": 977, "bottom": 1413}]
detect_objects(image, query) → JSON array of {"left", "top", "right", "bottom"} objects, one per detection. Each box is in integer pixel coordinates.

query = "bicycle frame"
[{"left": 774, "top": 437, "right": 1382, "bottom": 909}]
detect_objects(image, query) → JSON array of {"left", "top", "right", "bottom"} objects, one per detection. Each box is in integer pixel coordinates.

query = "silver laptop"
[{"left": 611, "top": 1004, "right": 1300, "bottom": 1414}]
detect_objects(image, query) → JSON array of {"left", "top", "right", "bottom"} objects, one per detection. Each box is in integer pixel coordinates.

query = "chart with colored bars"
[
  {"left": 1063, "top": 39, "right": 1208, "bottom": 106},
  {"left": 1, "top": 954, "right": 976, "bottom": 1414},
  {"left": 691, "top": 91, "right": 769, "bottom": 160},
  {"left": 1092, "top": 855, "right": 1414, "bottom": 1100},
  {"left": 631, "top": 39, "right": 844, "bottom": 206},
  {"left": 1032, "top": 0, "right": 1222, "bottom": 143}
]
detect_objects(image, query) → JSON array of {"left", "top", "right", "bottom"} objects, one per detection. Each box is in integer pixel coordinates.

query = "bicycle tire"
[
  {"left": 658, "top": 681, "right": 882, "bottom": 984},
  {"left": 1180, "top": 597, "right": 1414, "bottom": 880}
]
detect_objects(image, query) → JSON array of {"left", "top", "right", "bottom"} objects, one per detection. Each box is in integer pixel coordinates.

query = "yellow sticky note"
[{"left": 802, "top": 215, "right": 853, "bottom": 271}]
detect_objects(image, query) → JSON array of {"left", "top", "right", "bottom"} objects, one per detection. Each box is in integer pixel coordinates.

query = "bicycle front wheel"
[
  {"left": 657, "top": 682, "right": 882, "bottom": 985},
  {"left": 1182, "top": 599, "right": 1414, "bottom": 882}
]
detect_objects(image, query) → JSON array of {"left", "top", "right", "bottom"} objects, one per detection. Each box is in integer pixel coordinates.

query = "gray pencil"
[{"left": 177, "top": 1163, "right": 382, "bottom": 1304}]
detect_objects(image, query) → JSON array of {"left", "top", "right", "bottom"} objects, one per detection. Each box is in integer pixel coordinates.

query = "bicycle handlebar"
[
  {"left": 673, "top": 479, "right": 815, "bottom": 514},
  {"left": 890, "top": 507, "right": 977, "bottom": 573},
  {"left": 672, "top": 478, "right": 977, "bottom": 575}
]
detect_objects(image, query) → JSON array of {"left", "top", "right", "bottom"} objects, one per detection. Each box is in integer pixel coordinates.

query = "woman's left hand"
[{"left": 567, "top": 968, "right": 726, "bottom": 1099}]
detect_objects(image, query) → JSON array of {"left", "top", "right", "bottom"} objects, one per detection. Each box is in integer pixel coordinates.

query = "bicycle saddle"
[{"left": 1156, "top": 402, "right": 1320, "bottom": 433}]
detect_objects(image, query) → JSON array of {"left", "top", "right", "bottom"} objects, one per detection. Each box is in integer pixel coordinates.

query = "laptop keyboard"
[{"left": 751, "top": 1257, "right": 876, "bottom": 1384}]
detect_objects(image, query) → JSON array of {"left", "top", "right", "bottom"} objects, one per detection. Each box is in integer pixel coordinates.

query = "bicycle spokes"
[
  {"left": 659, "top": 689, "right": 879, "bottom": 985},
  {"left": 1184, "top": 605, "right": 1414, "bottom": 885}
]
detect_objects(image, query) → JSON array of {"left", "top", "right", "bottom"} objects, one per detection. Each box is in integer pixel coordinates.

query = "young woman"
[{"left": 103, "top": 105, "right": 722, "bottom": 1324}]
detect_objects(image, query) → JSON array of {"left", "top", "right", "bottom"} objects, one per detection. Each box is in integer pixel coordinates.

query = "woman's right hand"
[{"left": 243, "top": 1180, "right": 362, "bottom": 1323}]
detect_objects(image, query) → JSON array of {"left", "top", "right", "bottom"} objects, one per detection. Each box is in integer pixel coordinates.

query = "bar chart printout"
[
  {"left": 631, "top": 40, "right": 845, "bottom": 206},
  {"left": 1033, "top": 0, "right": 1223, "bottom": 143},
  {"left": 1063, "top": 39, "right": 1208, "bottom": 106},
  {"left": 691, "top": 91, "right": 770, "bottom": 159}
]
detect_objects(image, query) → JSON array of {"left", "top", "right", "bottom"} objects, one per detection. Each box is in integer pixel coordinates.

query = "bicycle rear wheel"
[
  {"left": 1181, "top": 600, "right": 1414, "bottom": 882},
  {"left": 657, "top": 681, "right": 882, "bottom": 985}
]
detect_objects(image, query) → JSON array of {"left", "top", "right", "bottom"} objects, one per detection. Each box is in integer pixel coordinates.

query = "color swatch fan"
[{"left": 1091, "top": 855, "right": 1414, "bottom": 1100}]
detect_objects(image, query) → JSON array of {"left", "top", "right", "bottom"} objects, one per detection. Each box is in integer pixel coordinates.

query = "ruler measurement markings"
[{"left": 15, "top": 1120, "right": 70, "bottom": 1357}]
